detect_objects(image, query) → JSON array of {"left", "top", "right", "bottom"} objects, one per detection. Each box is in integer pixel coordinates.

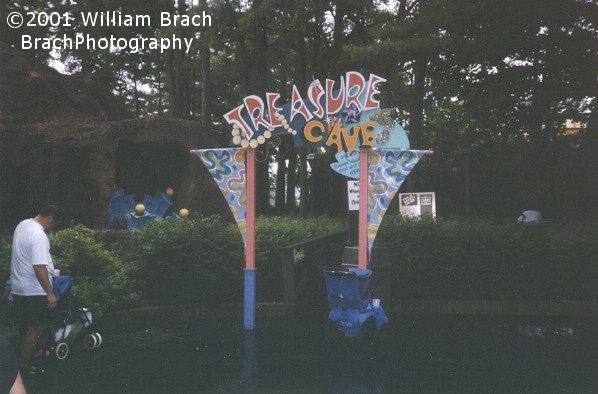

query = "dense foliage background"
[
  {"left": 0, "top": 0, "right": 596, "bottom": 327},
  {"left": 1, "top": 0, "right": 595, "bottom": 220}
]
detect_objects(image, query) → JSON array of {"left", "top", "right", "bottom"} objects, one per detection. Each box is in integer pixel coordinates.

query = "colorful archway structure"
[{"left": 191, "top": 71, "right": 432, "bottom": 329}]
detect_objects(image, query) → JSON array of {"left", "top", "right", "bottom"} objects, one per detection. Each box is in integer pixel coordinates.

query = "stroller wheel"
[
  {"left": 94, "top": 332, "right": 103, "bottom": 348},
  {"left": 55, "top": 342, "right": 69, "bottom": 360},
  {"left": 84, "top": 333, "right": 97, "bottom": 349},
  {"left": 84, "top": 332, "right": 102, "bottom": 349}
]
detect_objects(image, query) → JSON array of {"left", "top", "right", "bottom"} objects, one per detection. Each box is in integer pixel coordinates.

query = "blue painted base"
[{"left": 244, "top": 269, "right": 256, "bottom": 330}]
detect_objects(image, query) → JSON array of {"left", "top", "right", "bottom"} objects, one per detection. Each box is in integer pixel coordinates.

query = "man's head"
[{"left": 36, "top": 205, "right": 65, "bottom": 230}]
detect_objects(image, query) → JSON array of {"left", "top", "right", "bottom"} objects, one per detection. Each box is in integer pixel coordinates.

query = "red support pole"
[
  {"left": 246, "top": 148, "right": 256, "bottom": 270},
  {"left": 358, "top": 147, "right": 369, "bottom": 269},
  {"left": 244, "top": 148, "right": 256, "bottom": 329}
]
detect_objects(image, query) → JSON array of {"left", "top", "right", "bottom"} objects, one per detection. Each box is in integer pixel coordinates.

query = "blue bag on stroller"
[
  {"left": 3, "top": 278, "right": 13, "bottom": 302},
  {"left": 3, "top": 276, "right": 72, "bottom": 302},
  {"left": 52, "top": 275, "right": 72, "bottom": 301}
]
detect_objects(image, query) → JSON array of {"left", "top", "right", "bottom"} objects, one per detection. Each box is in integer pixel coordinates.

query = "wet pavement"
[{"left": 22, "top": 314, "right": 598, "bottom": 393}]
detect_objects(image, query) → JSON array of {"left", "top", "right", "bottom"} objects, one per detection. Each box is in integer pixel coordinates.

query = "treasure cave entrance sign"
[{"left": 191, "top": 71, "right": 432, "bottom": 329}]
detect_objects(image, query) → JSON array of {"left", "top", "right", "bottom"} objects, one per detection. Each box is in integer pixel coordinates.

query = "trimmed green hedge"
[
  {"left": 133, "top": 215, "right": 245, "bottom": 304},
  {"left": 0, "top": 215, "right": 345, "bottom": 328},
  {"left": 2, "top": 214, "right": 596, "bottom": 330},
  {"left": 134, "top": 215, "right": 345, "bottom": 303},
  {"left": 376, "top": 215, "right": 598, "bottom": 301}
]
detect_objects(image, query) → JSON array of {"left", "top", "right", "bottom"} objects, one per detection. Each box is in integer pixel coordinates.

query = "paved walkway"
[{"left": 19, "top": 314, "right": 598, "bottom": 393}]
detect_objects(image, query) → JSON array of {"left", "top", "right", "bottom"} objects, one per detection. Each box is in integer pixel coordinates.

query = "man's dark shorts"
[{"left": 12, "top": 295, "right": 50, "bottom": 331}]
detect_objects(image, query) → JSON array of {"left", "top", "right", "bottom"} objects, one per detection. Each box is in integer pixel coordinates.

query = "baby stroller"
[
  {"left": 45, "top": 275, "right": 103, "bottom": 360},
  {"left": 323, "top": 267, "right": 389, "bottom": 341}
]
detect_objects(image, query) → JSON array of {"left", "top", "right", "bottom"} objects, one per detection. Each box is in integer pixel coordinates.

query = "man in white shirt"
[{"left": 10, "top": 205, "right": 64, "bottom": 373}]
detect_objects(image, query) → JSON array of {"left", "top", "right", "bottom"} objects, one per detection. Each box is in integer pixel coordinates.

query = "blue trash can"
[{"left": 323, "top": 267, "right": 388, "bottom": 337}]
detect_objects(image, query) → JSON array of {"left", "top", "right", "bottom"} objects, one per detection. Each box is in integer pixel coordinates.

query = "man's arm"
[{"left": 33, "top": 265, "right": 57, "bottom": 309}]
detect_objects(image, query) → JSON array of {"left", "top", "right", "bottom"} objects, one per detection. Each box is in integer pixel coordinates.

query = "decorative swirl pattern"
[
  {"left": 200, "top": 150, "right": 234, "bottom": 182},
  {"left": 383, "top": 150, "right": 418, "bottom": 181},
  {"left": 194, "top": 148, "right": 248, "bottom": 249},
  {"left": 367, "top": 149, "right": 427, "bottom": 253},
  {"left": 367, "top": 171, "right": 387, "bottom": 211},
  {"left": 228, "top": 169, "right": 247, "bottom": 208}
]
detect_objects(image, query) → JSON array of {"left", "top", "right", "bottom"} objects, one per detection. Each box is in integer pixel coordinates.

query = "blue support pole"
[{"left": 244, "top": 269, "right": 256, "bottom": 330}]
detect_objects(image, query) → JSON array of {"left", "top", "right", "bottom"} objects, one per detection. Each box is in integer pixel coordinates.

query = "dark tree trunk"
[
  {"left": 405, "top": 54, "right": 427, "bottom": 192},
  {"left": 286, "top": 144, "right": 297, "bottom": 210},
  {"left": 292, "top": 14, "right": 308, "bottom": 216},
  {"left": 250, "top": 0, "right": 270, "bottom": 213},
  {"left": 275, "top": 147, "right": 287, "bottom": 212},
  {"left": 165, "top": 49, "right": 189, "bottom": 117},
  {"left": 198, "top": 0, "right": 212, "bottom": 129},
  {"left": 256, "top": 152, "right": 271, "bottom": 213},
  {"left": 0, "top": 0, "right": 9, "bottom": 44},
  {"left": 298, "top": 148, "right": 308, "bottom": 217},
  {"left": 133, "top": 74, "right": 140, "bottom": 118},
  {"left": 331, "top": 1, "right": 346, "bottom": 75},
  {"left": 410, "top": 54, "right": 427, "bottom": 150},
  {"left": 165, "top": 1, "right": 191, "bottom": 118}
]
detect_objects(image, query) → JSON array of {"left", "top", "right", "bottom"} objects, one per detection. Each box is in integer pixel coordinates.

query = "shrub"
[
  {"left": 50, "top": 225, "right": 140, "bottom": 318},
  {"left": 0, "top": 240, "right": 13, "bottom": 331},
  {"left": 376, "top": 214, "right": 598, "bottom": 301},
  {"left": 0, "top": 240, "right": 11, "bottom": 284},
  {"left": 132, "top": 215, "right": 346, "bottom": 304},
  {"left": 2, "top": 214, "right": 346, "bottom": 319},
  {"left": 133, "top": 216, "right": 245, "bottom": 304}
]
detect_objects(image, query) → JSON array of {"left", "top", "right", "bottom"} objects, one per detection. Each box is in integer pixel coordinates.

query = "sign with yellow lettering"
[{"left": 222, "top": 72, "right": 410, "bottom": 160}]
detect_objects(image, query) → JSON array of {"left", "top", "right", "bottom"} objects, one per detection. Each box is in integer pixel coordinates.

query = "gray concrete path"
[{"left": 17, "top": 314, "right": 598, "bottom": 393}]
